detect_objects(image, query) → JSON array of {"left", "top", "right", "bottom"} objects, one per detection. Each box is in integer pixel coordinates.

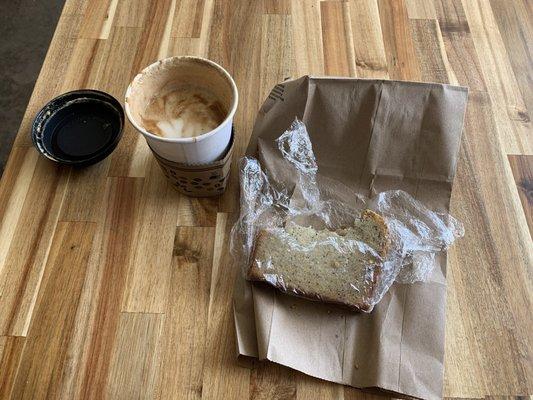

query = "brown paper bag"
[{"left": 233, "top": 76, "right": 468, "bottom": 399}]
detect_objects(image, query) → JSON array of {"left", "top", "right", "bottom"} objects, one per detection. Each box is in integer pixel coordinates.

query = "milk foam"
[{"left": 141, "top": 85, "right": 225, "bottom": 138}]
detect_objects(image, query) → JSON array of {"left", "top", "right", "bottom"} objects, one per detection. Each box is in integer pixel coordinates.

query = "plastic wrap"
[{"left": 231, "top": 118, "right": 464, "bottom": 312}]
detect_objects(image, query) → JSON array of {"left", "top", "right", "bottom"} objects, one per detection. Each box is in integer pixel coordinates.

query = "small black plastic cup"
[{"left": 32, "top": 89, "right": 124, "bottom": 167}]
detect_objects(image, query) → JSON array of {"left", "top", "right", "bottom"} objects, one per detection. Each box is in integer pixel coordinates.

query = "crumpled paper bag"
[{"left": 233, "top": 76, "right": 468, "bottom": 400}]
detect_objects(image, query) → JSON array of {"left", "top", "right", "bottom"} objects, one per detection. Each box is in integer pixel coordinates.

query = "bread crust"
[
  {"left": 246, "top": 209, "right": 390, "bottom": 312},
  {"left": 360, "top": 209, "right": 390, "bottom": 258}
]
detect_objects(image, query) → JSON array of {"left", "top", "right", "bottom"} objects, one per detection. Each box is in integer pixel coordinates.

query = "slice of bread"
[{"left": 247, "top": 210, "right": 389, "bottom": 312}]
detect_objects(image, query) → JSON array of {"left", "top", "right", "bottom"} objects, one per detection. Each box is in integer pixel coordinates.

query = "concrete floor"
[{"left": 0, "top": 0, "right": 65, "bottom": 175}]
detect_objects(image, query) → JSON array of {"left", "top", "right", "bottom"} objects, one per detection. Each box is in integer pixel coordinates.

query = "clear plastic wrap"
[{"left": 231, "top": 118, "right": 464, "bottom": 312}]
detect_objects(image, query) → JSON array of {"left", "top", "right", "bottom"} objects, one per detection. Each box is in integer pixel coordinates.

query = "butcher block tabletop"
[{"left": 0, "top": 0, "right": 531, "bottom": 399}]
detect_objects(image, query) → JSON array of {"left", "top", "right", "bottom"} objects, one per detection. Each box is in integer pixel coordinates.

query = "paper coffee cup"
[{"left": 125, "top": 56, "right": 238, "bottom": 164}]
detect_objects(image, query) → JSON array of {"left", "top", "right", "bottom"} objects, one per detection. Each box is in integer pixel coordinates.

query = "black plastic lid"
[{"left": 32, "top": 89, "right": 124, "bottom": 167}]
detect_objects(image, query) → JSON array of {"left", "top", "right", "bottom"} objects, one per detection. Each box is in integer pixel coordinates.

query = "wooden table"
[{"left": 0, "top": 0, "right": 531, "bottom": 398}]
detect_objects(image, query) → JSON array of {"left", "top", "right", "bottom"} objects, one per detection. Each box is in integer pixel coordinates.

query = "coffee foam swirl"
[{"left": 141, "top": 85, "right": 226, "bottom": 138}]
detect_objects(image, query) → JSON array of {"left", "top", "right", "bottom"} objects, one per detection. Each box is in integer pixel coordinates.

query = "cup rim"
[{"left": 124, "top": 55, "right": 238, "bottom": 143}]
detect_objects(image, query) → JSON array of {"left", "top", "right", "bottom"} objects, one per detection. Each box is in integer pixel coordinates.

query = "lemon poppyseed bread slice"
[{"left": 247, "top": 210, "right": 389, "bottom": 312}]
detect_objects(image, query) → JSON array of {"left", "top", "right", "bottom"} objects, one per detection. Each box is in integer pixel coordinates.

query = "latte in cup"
[
  {"left": 141, "top": 85, "right": 226, "bottom": 139},
  {"left": 125, "top": 56, "right": 238, "bottom": 164}
]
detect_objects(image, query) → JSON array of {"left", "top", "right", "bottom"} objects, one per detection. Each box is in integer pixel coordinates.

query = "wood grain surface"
[{"left": 0, "top": 0, "right": 532, "bottom": 399}]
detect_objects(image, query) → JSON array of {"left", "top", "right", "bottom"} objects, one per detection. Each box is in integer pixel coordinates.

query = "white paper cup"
[{"left": 125, "top": 56, "right": 238, "bottom": 164}]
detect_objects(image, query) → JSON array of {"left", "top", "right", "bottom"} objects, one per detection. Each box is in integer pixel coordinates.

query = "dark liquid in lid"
[{"left": 43, "top": 100, "right": 121, "bottom": 161}]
